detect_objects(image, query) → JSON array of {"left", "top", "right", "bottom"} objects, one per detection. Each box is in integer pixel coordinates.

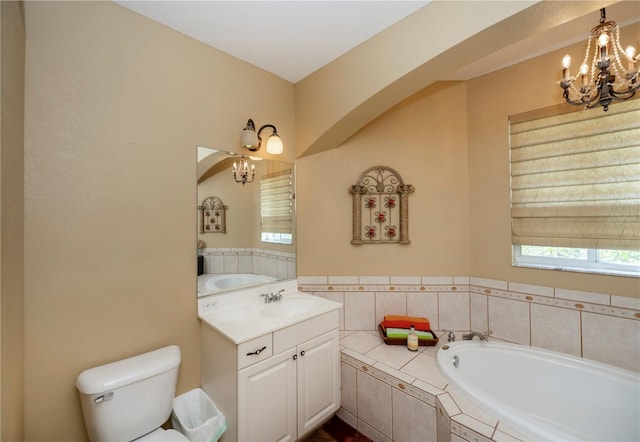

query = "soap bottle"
[{"left": 407, "top": 325, "right": 419, "bottom": 351}]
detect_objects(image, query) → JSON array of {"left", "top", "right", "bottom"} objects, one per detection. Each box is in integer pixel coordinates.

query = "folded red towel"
[
  {"left": 384, "top": 315, "right": 430, "bottom": 324},
  {"left": 381, "top": 318, "right": 431, "bottom": 332}
]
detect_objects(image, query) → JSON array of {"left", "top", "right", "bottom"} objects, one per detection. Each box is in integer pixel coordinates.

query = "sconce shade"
[
  {"left": 241, "top": 119, "right": 259, "bottom": 149},
  {"left": 266, "top": 134, "right": 284, "bottom": 155}
]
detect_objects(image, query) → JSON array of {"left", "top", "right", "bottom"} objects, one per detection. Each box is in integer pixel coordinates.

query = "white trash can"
[{"left": 171, "top": 388, "right": 227, "bottom": 442}]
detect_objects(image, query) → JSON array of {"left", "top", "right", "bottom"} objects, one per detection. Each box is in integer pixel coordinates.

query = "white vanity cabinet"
[{"left": 201, "top": 309, "right": 340, "bottom": 442}]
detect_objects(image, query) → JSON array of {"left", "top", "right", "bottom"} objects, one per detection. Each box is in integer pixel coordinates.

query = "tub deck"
[{"left": 338, "top": 330, "right": 531, "bottom": 442}]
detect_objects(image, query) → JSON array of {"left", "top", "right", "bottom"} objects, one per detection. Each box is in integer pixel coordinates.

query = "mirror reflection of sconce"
[{"left": 240, "top": 118, "right": 284, "bottom": 155}]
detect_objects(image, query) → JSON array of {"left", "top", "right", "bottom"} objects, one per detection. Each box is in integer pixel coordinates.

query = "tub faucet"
[
  {"left": 442, "top": 329, "right": 456, "bottom": 342},
  {"left": 463, "top": 330, "right": 492, "bottom": 342}
]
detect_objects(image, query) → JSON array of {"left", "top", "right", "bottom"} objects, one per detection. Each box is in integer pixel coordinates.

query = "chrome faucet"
[
  {"left": 463, "top": 330, "right": 492, "bottom": 342},
  {"left": 260, "top": 289, "right": 285, "bottom": 304},
  {"left": 442, "top": 329, "right": 456, "bottom": 342}
]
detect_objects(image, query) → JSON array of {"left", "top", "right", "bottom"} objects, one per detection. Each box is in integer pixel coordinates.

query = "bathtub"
[
  {"left": 197, "top": 273, "right": 276, "bottom": 296},
  {"left": 436, "top": 341, "right": 639, "bottom": 442}
]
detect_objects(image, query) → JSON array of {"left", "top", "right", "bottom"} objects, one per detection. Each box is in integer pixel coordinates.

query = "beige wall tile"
[
  {"left": 357, "top": 371, "right": 393, "bottom": 437},
  {"left": 555, "top": 288, "right": 610, "bottom": 305},
  {"left": 345, "top": 292, "right": 376, "bottom": 330},
  {"left": 341, "top": 363, "right": 357, "bottom": 416},
  {"left": 488, "top": 297, "right": 530, "bottom": 345},
  {"left": 582, "top": 313, "right": 640, "bottom": 372},
  {"left": 391, "top": 276, "right": 422, "bottom": 285},
  {"left": 375, "top": 291, "right": 407, "bottom": 325},
  {"left": 530, "top": 304, "right": 581, "bottom": 356},
  {"left": 392, "top": 389, "right": 437, "bottom": 442},
  {"left": 407, "top": 292, "right": 439, "bottom": 330},
  {"left": 317, "top": 291, "right": 344, "bottom": 330},
  {"left": 470, "top": 293, "right": 488, "bottom": 332},
  {"left": 438, "top": 292, "right": 470, "bottom": 331}
]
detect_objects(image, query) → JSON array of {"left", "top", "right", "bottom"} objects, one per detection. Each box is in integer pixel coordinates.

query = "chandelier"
[
  {"left": 560, "top": 8, "right": 639, "bottom": 111},
  {"left": 232, "top": 156, "right": 255, "bottom": 186}
]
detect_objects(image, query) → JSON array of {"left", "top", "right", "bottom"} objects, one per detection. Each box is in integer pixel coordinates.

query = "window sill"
[{"left": 512, "top": 262, "right": 639, "bottom": 278}]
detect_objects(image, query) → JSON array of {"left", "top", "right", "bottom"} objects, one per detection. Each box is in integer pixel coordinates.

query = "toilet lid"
[{"left": 136, "top": 428, "right": 189, "bottom": 442}]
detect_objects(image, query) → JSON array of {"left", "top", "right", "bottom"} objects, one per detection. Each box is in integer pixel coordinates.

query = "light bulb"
[
  {"left": 580, "top": 63, "right": 589, "bottom": 86},
  {"left": 626, "top": 46, "right": 636, "bottom": 59},
  {"left": 597, "top": 33, "right": 609, "bottom": 48},
  {"left": 561, "top": 55, "right": 571, "bottom": 80},
  {"left": 625, "top": 46, "right": 637, "bottom": 71}
]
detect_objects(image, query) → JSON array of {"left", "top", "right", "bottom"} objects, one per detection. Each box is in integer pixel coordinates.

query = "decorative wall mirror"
[
  {"left": 350, "top": 165, "right": 414, "bottom": 244},
  {"left": 196, "top": 147, "right": 296, "bottom": 297}
]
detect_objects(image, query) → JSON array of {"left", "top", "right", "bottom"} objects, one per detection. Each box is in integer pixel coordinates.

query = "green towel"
[{"left": 386, "top": 328, "right": 434, "bottom": 340}]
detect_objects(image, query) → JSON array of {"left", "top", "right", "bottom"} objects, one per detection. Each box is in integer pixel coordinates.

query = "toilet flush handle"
[{"left": 94, "top": 392, "right": 114, "bottom": 403}]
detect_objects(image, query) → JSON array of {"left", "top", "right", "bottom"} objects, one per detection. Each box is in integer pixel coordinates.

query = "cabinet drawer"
[
  {"left": 273, "top": 310, "right": 339, "bottom": 354},
  {"left": 237, "top": 333, "right": 273, "bottom": 369}
]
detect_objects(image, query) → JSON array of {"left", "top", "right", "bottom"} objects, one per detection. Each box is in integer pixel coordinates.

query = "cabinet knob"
[
  {"left": 300, "top": 350, "right": 306, "bottom": 357},
  {"left": 293, "top": 354, "right": 297, "bottom": 360}
]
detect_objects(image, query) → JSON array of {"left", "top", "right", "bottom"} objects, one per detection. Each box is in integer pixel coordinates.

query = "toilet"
[{"left": 76, "top": 345, "right": 189, "bottom": 442}]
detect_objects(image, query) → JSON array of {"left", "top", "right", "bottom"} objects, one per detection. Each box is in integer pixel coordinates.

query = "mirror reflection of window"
[{"left": 260, "top": 169, "right": 294, "bottom": 245}]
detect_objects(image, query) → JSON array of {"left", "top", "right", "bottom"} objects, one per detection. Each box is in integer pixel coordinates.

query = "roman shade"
[
  {"left": 260, "top": 169, "right": 293, "bottom": 235},
  {"left": 510, "top": 99, "right": 640, "bottom": 250}
]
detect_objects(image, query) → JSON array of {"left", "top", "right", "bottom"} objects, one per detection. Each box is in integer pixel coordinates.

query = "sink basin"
[{"left": 260, "top": 297, "right": 318, "bottom": 318}]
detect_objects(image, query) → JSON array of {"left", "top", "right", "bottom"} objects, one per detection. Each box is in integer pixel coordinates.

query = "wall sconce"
[
  {"left": 240, "top": 119, "right": 284, "bottom": 154},
  {"left": 232, "top": 156, "right": 255, "bottom": 186}
]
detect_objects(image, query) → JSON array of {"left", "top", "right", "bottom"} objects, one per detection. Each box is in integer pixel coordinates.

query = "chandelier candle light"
[
  {"left": 560, "top": 8, "right": 639, "bottom": 111},
  {"left": 232, "top": 156, "right": 255, "bottom": 186}
]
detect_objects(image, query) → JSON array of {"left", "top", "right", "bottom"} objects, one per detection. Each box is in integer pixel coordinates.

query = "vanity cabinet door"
[
  {"left": 238, "top": 348, "right": 297, "bottom": 442},
  {"left": 297, "top": 329, "right": 340, "bottom": 437}
]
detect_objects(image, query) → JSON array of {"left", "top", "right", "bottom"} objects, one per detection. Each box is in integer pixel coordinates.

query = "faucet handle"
[
  {"left": 442, "top": 329, "right": 456, "bottom": 342},
  {"left": 483, "top": 330, "right": 493, "bottom": 339}
]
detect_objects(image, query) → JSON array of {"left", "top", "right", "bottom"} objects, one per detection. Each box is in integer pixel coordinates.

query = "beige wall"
[
  {"left": 297, "top": 22, "right": 639, "bottom": 300},
  {"left": 1, "top": 1, "right": 25, "bottom": 440},
  {"left": 467, "top": 21, "right": 640, "bottom": 299},
  {"left": 22, "top": 2, "right": 294, "bottom": 440},
  {"left": 294, "top": 1, "right": 614, "bottom": 159},
  {"left": 297, "top": 82, "right": 470, "bottom": 276}
]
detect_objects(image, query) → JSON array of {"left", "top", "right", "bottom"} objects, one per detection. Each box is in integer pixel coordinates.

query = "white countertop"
[{"left": 198, "top": 279, "right": 342, "bottom": 344}]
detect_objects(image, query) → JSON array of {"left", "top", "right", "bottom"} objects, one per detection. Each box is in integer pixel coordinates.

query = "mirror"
[{"left": 197, "top": 147, "right": 296, "bottom": 297}]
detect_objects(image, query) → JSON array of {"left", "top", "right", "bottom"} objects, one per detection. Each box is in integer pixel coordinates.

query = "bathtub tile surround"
[
  {"left": 201, "top": 247, "right": 295, "bottom": 280},
  {"left": 302, "top": 275, "right": 639, "bottom": 442},
  {"left": 338, "top": 331, "right": 525, "bottom": 442},
  {"left": 299, "top": 275, "right": 640, "bottom": 373}
]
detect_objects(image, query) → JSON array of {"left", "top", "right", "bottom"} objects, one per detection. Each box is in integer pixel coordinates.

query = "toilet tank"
[{"left": 76, "top": 345, "right": 181, "bottom": 442}]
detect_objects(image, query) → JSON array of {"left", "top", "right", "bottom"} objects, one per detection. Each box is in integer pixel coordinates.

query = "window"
[
  {"left": 514, "top": 245, "right": 640, "bottom": 276},
  {"left": 509, "top": 99, "right": 639, "bottom": 276},
  {"left": 260, "top": 169, "right": 294, "bottom": 245}
]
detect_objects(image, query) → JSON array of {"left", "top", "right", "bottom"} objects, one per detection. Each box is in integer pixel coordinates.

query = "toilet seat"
[{"left": 135, "top": 428, "right": 189, "bottom": 442}]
